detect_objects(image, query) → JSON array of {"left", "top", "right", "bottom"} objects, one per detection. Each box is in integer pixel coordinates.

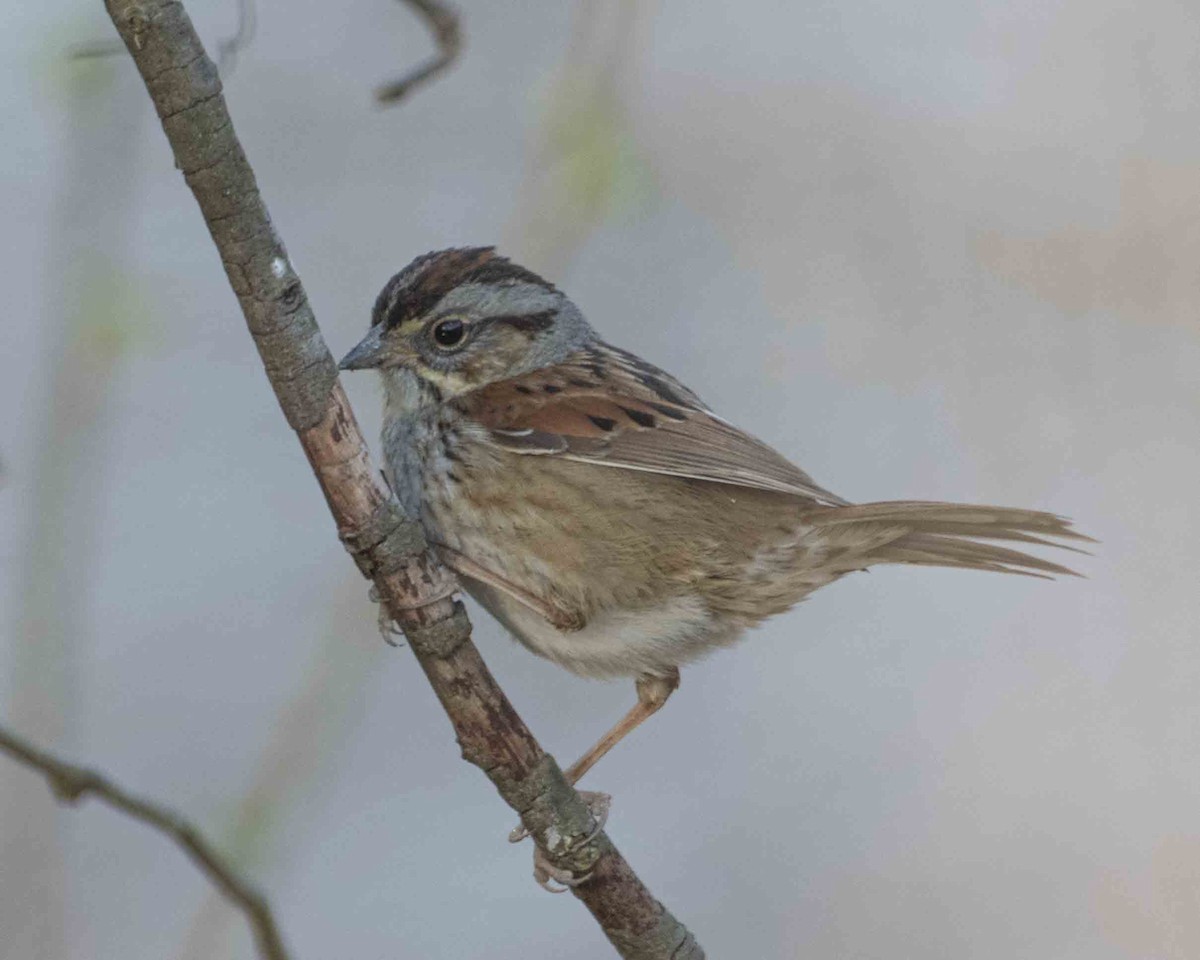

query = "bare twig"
[
  {"left": 376, "top": 0, "right": 462, "bottom": 104},
  {"left": 100, "top": 1, "right": 703, "bottom": 957},
  {"left": 0, "top": 725, "right": 289, "bottom": 960},
  {"left": 215, "top": 0, "right": 257, "bottom": 73}
]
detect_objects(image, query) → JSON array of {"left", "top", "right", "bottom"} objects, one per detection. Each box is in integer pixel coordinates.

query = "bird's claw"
[
  {"left": 534, "top": 850, "right": 591, "bottom": 892},
  {"left": 369, "top": 586, "right": 405, "bottom": 647},
  {"left": 508, "top": 821, "right": 530, "bottom": 844},
  {"left": 576, "top": 790, "right": 611, "bottom": 842},
  {"left": 511, "top": 790, "right": 611, "bottom": 891}
]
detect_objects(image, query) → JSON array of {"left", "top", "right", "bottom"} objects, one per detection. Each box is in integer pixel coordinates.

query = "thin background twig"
[
  {"left": 72, "top": 0, "right": 257, "bottom": 73},
  {"left": 0, "top": 57, "right": 146, "bottom": 960},
  {"left": 173, "top": 580, "right": 382, "bottom": 960},
  {"left": 0, "top": 725, "right": 289, "bottom": 960},
  {"left": 376, "top": 0, "right": 463, "bottom": 103}
]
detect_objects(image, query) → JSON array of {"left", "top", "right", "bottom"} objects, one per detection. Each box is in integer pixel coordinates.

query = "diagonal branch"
[
  {"left": 376, "top": 0, "right": 463, "bottom": 104},
  {"left": 0, "top": 724, "right": 289, "bottom": 960},
  {"left": 99, "top": 1, "right": 703, "bottom": 957}
]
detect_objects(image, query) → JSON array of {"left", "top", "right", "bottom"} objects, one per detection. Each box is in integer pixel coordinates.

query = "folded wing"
[{"left": 457, "top": 341, "right": 848, "bottom": 505}]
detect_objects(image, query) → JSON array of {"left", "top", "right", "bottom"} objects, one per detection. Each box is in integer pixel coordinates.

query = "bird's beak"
[{"left": 338, "top": 324, "right": 387, "bottom": 371}]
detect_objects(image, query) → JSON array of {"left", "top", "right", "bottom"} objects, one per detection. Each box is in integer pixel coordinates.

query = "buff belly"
[{"left": 458, "top": 578, "right": 737, "bottom": 679}]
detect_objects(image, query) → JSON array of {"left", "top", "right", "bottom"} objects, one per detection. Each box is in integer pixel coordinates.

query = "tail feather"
[
  {"left": 867, "top": 522, "right": 1091, "bottom": 554},
  {"left": 802, "top": 501, "right": 1089, "bottom": 579}
]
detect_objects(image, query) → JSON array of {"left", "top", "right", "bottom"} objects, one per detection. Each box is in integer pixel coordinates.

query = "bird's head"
[{"left": 338, "top": 247, "right": 593, "bottom": 402}]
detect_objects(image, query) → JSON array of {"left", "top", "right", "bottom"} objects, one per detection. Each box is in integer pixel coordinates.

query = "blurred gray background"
[{"left": 3, "top": 0, "right": 1197, "bottom": 957}]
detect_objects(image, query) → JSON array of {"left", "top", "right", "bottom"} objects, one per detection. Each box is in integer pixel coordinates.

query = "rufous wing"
[{"left": 457, "top": 341, "right": 847, "bottom": 504}]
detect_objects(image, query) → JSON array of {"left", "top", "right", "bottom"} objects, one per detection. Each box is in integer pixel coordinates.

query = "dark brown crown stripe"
[
  {"left": 382, "top": 247, "right": 497, "bottom": 329},
  {"left": 376, "top": 248, "right": 558, "bottom": 332},
  {"left": 465, "top": 261, "right": 557, "bottom": 291}
]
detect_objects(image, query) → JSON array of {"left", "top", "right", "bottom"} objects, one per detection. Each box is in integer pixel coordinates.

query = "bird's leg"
[
  {"left": 515, "top": 669, "right": 681, "bottom": 890},
  {"left": 368, "top": 585, "right": 405, "bottom": 647},
  {"left": 563, "top": 668, "right": 680, "bottom": 785}
]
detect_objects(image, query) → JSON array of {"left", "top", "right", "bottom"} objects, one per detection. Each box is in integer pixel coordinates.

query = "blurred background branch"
[
  {"left": 0, "top": 724, "right": 289, "bottom": 960},
  {"left": 504, "top": 0, "right": 654, "bottom": 278},
  {"left": 0, "top": 48, "right": 147, "bottom": 960},
  {"left": 70, "top": 0, "right": 257, "bottom": 73},
  {"left": 214, "top": 0, "right": 257, "bottom": 75},
  {"left": 174, "top": 582, "right": 382, "bottom": 960},
  {"left": 376, "top": 0, "right": 462, "bottom": 104}
]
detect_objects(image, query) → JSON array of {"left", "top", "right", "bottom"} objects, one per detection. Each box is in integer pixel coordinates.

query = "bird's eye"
[{"left": 431, "top": 317, "right": 466, "bottom": 349}]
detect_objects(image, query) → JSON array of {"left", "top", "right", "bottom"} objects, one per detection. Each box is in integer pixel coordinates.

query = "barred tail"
[{"left": 802, "top": 501, "right": 1091, "bottom": 578}]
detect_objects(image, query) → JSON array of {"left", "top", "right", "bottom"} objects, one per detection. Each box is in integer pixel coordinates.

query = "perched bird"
[{"left": 340, "top": 247, "right": 1084, "bottom": 874}]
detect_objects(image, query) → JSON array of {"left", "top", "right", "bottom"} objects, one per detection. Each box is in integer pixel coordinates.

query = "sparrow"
[{"left": 339, "top": 247, "right": 1084, "bottom": 851}]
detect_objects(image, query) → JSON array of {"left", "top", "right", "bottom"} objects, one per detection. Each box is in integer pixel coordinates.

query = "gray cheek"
[
  {"left": 380, "top": 416, "right": 426, "bottom": 519},
  {"left": 468, "top": 326, "right": 523, "bottom": 374},
  {"left": 520, "top": 300, "right": 594, "bottom": 370}
]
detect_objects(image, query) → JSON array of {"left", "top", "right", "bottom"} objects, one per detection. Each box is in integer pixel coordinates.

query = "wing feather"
[{"left": 457, "top": 341, "right": 847, "bottom": 504}]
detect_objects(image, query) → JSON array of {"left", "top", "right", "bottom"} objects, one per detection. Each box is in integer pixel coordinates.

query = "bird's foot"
[
  {"left": 533, "top": 848, "right": 589, "bottom": 893},
  {"left": 368, "top": 586, "right": 404, "bottom": 647},
  {"left": 510, "top": 790, "right": 611, "bottom": 892}
]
